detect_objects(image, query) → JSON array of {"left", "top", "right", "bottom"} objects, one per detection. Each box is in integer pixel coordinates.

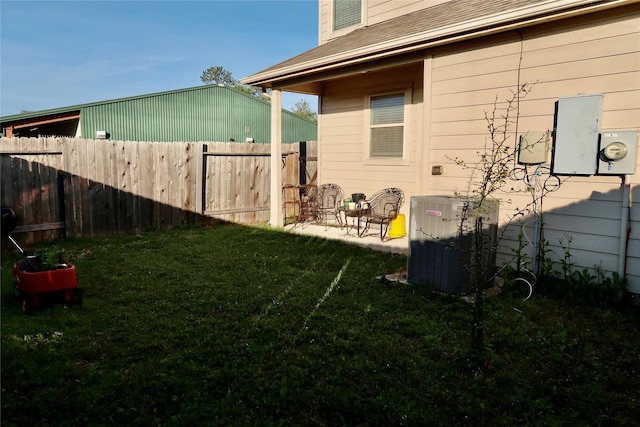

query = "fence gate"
[
  {"left": 200, "top": 142, "right": 272, "bottom": 224},
  {"left": 199, "top": 141, "right": 317, "bottom": 224},
  {"left": 299, "top": 141, "right": 317, "bottom": 187}
]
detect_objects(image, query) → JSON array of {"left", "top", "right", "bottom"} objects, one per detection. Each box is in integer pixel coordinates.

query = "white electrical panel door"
[{"left": 551, "top": 94, "right": 603, "bottom": 175}]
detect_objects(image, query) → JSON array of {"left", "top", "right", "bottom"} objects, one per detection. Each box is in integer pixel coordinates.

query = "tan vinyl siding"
[
  {"left": 319, "top": 0, "right": 330, "bottom": 44},
  {"left": 318, "top": 62, "right": 422, "bottom": 198},
  {"left": 630, "top": 193, "right": 640, "bottom": 285},
  {"left": 314, "top": 2, "right": 639, "bottom": 289},
  {"left": 423, "top": 7, "right": 640, "bottom": 288},
  {"left": 518, "top": 12, "right": 640, "bottom": 183},
  {"left": 429, "top": 34, "right": 522, "bottom": 200}
]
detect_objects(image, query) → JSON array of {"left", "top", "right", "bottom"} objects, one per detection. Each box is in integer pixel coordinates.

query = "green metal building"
[{"left": 1, "top": 85, "right": 317, "bottom": 143}]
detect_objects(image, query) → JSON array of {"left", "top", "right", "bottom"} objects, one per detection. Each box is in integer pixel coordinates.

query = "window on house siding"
[
  {"left": 369, "top": 93, "right": 405, "bottom": 158},
  {"left": 334, "top": 0, "right": 361, "bottom": 31}
]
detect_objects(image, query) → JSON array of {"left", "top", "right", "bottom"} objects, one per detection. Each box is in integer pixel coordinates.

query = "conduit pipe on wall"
[{"left": 619, "top": 176, "right": 631, "bottom": 280}]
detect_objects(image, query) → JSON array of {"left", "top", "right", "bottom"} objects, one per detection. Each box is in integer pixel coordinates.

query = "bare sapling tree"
[{"left": 450, "top": 83, "right": 537, "bottom": 358}]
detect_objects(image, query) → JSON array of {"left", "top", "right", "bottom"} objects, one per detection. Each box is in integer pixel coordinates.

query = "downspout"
[{"left": 619, "top": 176, "right": 631, "bottom": 280}]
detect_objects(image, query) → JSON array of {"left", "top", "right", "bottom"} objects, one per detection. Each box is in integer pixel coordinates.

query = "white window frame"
[{"left": 364, "top": 89, "right": 410, "bottom": 165}]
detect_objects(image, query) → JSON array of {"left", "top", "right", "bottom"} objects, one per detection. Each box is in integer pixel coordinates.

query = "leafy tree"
[
  {"left": 200, "top": 66, "right": 270, "bottom": 101},
  {"left": 235, "top": 84, "right": 268, "bottom": 99},
  {"left": 200, "top": 66, "right": 236, "bottom": 86},
  {"left": 291, "top": 99, "right": 317, "bottom": 122},
  {"left": 199, "top": 67, "right": 315, "bottom": 113}
]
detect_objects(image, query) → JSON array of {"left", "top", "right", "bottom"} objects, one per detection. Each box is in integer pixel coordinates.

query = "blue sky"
[{"left": 0, "top": 0, "right": 319, "bottom": 116}]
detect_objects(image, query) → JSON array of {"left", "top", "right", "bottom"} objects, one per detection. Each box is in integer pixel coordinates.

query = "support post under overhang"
[{"left": 270, "top": 89, "right": 283, "bottom": 228}]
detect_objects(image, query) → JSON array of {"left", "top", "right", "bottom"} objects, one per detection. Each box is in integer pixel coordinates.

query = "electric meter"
[
  {"left": 596, "top": 130, "right": 638, "bottom": 175},
  {"left": 602, "top": 142, "right": 628, "bottom": 161}
]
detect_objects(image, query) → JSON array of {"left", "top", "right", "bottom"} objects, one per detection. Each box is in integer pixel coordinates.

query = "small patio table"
[{"left": 338, "top": 206, "right": 369, "bottom": 236}]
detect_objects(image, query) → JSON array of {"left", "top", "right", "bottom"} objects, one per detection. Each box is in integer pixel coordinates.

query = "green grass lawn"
[{"left": 2, "top": 223, "right": 639, "bottom": 426}]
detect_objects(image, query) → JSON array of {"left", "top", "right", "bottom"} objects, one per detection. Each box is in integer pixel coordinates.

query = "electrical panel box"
[
  {"left": 518, "top": 131, "right": 549, "bottom": 164},
  {"left": 407, "top": 196, "right": 499, "bottom": 295},
  {"left": 551, "top": 94, "right": 603, "bottom": 175},
  {"left": 596, "top": 130, "right": 639, "bottom": 175}
]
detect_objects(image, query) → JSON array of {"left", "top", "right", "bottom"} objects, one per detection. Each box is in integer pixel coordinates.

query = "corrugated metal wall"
[
  {"left": 282, "top": 110, "right": 316, "bottom": 145},
  {"left": 80, "top": 85, "right": 317, "bottom": 143}
]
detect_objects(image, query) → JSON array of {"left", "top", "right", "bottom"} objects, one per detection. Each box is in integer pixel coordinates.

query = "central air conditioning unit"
[{"left": 407, "top": 196, "right": 499, "bottom": 294}]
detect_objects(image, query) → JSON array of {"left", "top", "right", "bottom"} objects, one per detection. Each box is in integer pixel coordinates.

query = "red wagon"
[
  {"left": 13, "top": 258, "right": 82, "bottom": 313},
  {"left": 2, "top": 207, "right": 82, "bottom": 313}
]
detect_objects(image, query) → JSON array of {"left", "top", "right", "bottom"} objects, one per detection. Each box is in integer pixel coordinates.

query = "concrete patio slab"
[{"left": 283, "top": 222, "right": 409, "bottom": 255}]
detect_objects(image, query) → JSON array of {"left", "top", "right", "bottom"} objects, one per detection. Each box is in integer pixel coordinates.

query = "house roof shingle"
[{"left": 241, "top": 0, "right": 628, "bottom": 88}]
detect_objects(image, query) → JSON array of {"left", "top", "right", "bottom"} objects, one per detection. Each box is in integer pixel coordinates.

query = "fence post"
[
  {"left": 299, "top": 141, "right": 307, "bottom": 186},
  {"left": 199, "top": 144, "right": 207, "bottom": 214}
]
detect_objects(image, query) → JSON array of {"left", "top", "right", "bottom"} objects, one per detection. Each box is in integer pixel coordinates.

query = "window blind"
[
  {"left": 370, "top": 93, "right": 404, "bottom": 158},
  {"left": 334, "top": 0, "right": 361, "bottom": 31},
  {"left": 371, "top": 94, "right": 404, "bottom": 125}
]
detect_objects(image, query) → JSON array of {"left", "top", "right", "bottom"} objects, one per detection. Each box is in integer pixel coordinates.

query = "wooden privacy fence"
[{"left": 1, "top": 137, "right": 317, "bottom": 246}]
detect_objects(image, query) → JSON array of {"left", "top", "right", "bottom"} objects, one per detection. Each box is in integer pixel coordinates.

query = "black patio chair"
[
  {"left": 361, "top": 187, "right": 404, "bottom": 241},
  {"left": 310, "top": 183, "right": 343, "bottom": 230}
]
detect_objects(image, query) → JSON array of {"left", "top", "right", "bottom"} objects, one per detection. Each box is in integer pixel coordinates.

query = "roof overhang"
[
  {"left": 241, "top": 0, "right": 637, "bottom": 93},
  {"left": 1, "top": 111, "right": 81, "bottom": 138}
]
